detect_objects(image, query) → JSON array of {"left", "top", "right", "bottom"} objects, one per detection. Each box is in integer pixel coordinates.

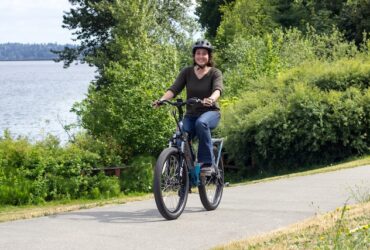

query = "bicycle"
[{"left": 153, "top": 98, "right": 224, "bottom": 220}]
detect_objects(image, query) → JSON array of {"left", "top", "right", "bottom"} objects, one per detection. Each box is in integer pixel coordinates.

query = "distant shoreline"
[
  {"left": 0, "top": 59, "right": 57, "bottom": 62},
  {"left": 0, "top": 43, "right": 75, "bottom": 62}
]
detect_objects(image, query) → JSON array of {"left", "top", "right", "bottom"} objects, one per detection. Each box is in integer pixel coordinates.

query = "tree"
[
  {"left": 53, "top": 0, "right": 116, "bottom": 68},
  {"left": 215, "top": 0, "right": 370, "bottom": 47},
  {"left": 57, "top": 0, "right": 197, "bottom": 162},
  {"left": 272, "top": 0, "right": 370, "bottom": 44},
  {"left": 195, "top": 0, "right": 235, "bottom": 38},
  {"left": 271, "top": 0, "right": 343, "bottom": 33},
  {"left": 55, "top": 0, "right": 196, "bottom": 70},
  {"left": 339, "top": 0, "right": 370, "bottom": 44},
  {"left": 216, "top": 0, "right": 277, "bottom": 48}
]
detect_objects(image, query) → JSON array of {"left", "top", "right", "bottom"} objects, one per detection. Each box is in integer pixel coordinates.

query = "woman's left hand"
[{"left": 203, "top": 97, "right": 214, "bottom": 107}]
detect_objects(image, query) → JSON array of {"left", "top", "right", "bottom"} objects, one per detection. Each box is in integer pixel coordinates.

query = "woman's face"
[{"left": 194, "top": 48, "right": 209, "bottom": 67}]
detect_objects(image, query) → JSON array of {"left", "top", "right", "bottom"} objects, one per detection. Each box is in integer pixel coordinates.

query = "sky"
[{"left": 0, "top": 0, "right": 74, "bottom": 44}]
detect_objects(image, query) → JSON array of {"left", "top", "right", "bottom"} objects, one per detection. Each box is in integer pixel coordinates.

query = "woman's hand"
[
  {"left": 152, "top": 99, "right": 163, "bottom": 108},
  {"left": 202, "top": 97, "right": 214, "bottom": 107},
  {"left": 153, "top": 90, "right": 174, "bottom": 108}
]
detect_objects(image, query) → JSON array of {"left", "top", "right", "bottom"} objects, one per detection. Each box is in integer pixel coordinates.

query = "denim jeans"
[{"left": 183, "top": 111, "right": 221, "bottom": 165}]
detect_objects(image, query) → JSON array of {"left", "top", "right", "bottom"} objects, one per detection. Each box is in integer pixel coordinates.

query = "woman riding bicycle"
[{"left": 154, "top": 40, "right": 223, "bottom": 175}]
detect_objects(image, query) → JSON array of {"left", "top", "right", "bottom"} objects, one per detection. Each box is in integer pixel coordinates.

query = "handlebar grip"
[{"left": 155, "top": 98, "right": 203, "bottom": 107}]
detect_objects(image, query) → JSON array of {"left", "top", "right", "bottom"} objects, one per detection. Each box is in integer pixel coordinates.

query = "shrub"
[
  {"left": 120, "top": 155, "right": 154, "bottom": 194},
  {"left": 221, "top": 56, "right": 370, "bottom": 175},
  {"left": 70, "top": 132, "right": 123, "bottom": 167},
  {"left": 0, "top": 173, "right": 34, "bottom": 205},
  {"left": 218, "top": 28, "right": 361, "bottom": 98},
  {"left": 0, "top": 132, "right": 122, "bottom": 205},
  {"left": 89, "top": 173, "right": 121, "bottom": 199},
  {"left": 279, "top": 56, "right": 370, "bottom": 91}
]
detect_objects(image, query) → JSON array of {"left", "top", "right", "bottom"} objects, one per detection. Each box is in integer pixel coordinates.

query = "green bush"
[
  {"left": 0, "top": 132, "right": 122, "bottom": 205},
  {"left": 89, "top": 173, "right": 121, "bottom": 199},
  {"left": 120, "top": 155, "right": 154, "bottom": 194},
  {"left": 279, "top": 56, "right": 370, "bottom": 91},
  {"left": 71, "top": 132, "right": 123, "bottom": 167},
  {"left": 218, "top": 28, "right": 360, "bottom": 98},
  {"left": 0, "top": 173, "right": 34, "bottom": 205},
  {"left": 221, "top": 56, "right": 370, "bottom": 175}
]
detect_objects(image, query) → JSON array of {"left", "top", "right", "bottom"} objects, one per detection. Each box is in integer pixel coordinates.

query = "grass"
[
  {"left": 215, "top": 170, "right": 370, "bottom": 250},
  {"left": 1, "top": 155, "right": 369, "bottom": 223},
  {"left": 225, "top": 155, "right": 370, "bottom": 187},
  {"left": 213, "top": 201, "right": 370, "bottom": 250},
  {"left": 0, "top": 193, "right": 152, "bottom": 223}
]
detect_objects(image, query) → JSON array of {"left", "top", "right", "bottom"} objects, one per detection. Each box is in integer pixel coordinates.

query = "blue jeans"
[{"left": 183, "top": 111, "right": 221, "bottom": 166}]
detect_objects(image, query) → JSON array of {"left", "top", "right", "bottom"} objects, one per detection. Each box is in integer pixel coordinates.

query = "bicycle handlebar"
[{"left": 157, "top": 98, "right": 203, "bottom": 107}]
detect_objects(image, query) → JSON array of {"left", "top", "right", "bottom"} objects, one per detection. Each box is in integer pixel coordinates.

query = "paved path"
[{"left": 1, "top": 165, "right": 369, "bottom": 250}]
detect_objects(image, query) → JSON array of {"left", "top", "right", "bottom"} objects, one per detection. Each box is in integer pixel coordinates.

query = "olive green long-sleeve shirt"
[{"left": 168, "top": 66, "right": 223, "bottom": 116}]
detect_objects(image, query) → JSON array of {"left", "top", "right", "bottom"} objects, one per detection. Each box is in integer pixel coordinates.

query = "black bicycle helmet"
[{"left": 192, "top": 40, "right": 213, "bottom": 54}]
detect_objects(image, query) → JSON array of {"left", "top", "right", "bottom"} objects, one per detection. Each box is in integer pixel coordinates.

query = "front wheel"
[
  {"left": 153, "top": 147, "right": 189, "bottom": 220},
  {"left": 198, "top": 147, "right": 224, "bottom": 210}
]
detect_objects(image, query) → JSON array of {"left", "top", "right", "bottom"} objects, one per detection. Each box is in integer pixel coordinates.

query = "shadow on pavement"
[
  {"left": 52, "top": 209, "right": 165, "bottom": 224},
  {"left": 51, "top": 205, "right": 207, "bottom": 224}
]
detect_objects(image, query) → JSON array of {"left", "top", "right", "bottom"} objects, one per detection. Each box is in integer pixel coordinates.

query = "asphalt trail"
[{"left": 1, "top": 165, "right": 369, "bottom": 250}]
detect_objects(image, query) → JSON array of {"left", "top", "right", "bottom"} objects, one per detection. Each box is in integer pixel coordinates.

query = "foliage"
[
  {"left": 69, "top": 0, "right": 195, "bottom": 161},
  {"left": 217, "top": 203, "right": 370, "bottom": 249},
  {"left": 272, "top": 0, "right": 345, "bottom": 34},
  {"left": 55, "top": 0, "right": 196, "bottom": 69},
  {"left": 215, "top": 0, "right": 370, "bottom": 47},
  {"left": 120, "top": 155, "right": 154, "bottom": 194},
  {"left": 218, "top": 27, "right": 359, "bottom": 98},
  {"left": 272, "top": 0, "right": 370, "bottom": 45},
  {"left": 0, "top": 132, "right": 121, "bottom": 205},
  {"left": 339, "top": 0, "right": 370, "bottom": 44},
  {"left": 221, "top": 56, "right": 370, "bottom": 174},
  {"left": 216, "top": 0, "right": 276, "bottom": 48},
  {"left": 74, "top": 47, "right": 177, "bottom": 161},
  {"left": 279, "top": 56, "right": 370, "bottom": 92},
  {"left": 195, "top": 0, "right": 235, "bottom": 38},
  {"left": 8, "top": 0, "right": 368, "bottom": 200},
  {"left": 71, "top": 132, "right": 123, "bottom": 167}
]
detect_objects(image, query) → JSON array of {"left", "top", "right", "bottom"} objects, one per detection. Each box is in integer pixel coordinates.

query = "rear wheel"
[
  {"left": 153, "top": 147, "right": 189, "bottom": 220},
  {"left": 198, "top": 147, "right": 224, "bottom": 210}
]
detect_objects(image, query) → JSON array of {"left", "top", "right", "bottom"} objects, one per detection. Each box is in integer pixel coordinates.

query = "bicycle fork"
[{"left": 212, "top": 138, "right": 224, "bottom": 180}]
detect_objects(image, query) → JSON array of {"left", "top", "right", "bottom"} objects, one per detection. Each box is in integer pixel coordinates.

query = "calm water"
[{"left": 0, "top": 61, "right": 96, "bottom": 142}]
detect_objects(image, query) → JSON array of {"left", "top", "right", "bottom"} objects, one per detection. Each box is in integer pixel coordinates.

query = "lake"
[{"left": 0, "top": 61, "right": 96, "bottom": 142}]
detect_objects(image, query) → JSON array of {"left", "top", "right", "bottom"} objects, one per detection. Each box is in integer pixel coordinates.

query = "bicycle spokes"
[{"left": 160, "top": 156, "right": 180, "bottom": 210}]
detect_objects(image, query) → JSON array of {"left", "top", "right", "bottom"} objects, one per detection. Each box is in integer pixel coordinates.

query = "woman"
[{"left": 154, "top": 39, "right": 223, "bottom": 174}]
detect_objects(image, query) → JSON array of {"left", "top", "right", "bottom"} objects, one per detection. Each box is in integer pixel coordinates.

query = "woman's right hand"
[{"left": 152, "top": 99, "right": 163, "bottom": 108}]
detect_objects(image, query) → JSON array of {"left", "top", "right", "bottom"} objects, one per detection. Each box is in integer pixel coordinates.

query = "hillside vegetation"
[{"left": 0, "top": 43, "right": 74, "bottom": 61}]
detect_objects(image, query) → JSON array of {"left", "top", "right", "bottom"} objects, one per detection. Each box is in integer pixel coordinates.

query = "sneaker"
[{"left": 200, "top": 164, "right": 214, "bottom": 176}]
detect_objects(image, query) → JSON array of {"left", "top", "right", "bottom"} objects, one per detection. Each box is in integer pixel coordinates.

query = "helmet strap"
[{"left": 196, "top": 63, "right": 206, "bottom": 70}]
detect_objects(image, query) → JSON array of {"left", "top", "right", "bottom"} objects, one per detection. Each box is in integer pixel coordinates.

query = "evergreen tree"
[{"left": 195, "top": 0, "right": 235, "bottom": 38}]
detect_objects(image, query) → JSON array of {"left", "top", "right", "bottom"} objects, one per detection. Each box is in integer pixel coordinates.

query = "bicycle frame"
[
  {"left": 154, "top": 98, "right": 225, "bottom": 219},
  {"left": 164, "top": 99, "right": 223, "bottom": 186}
]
